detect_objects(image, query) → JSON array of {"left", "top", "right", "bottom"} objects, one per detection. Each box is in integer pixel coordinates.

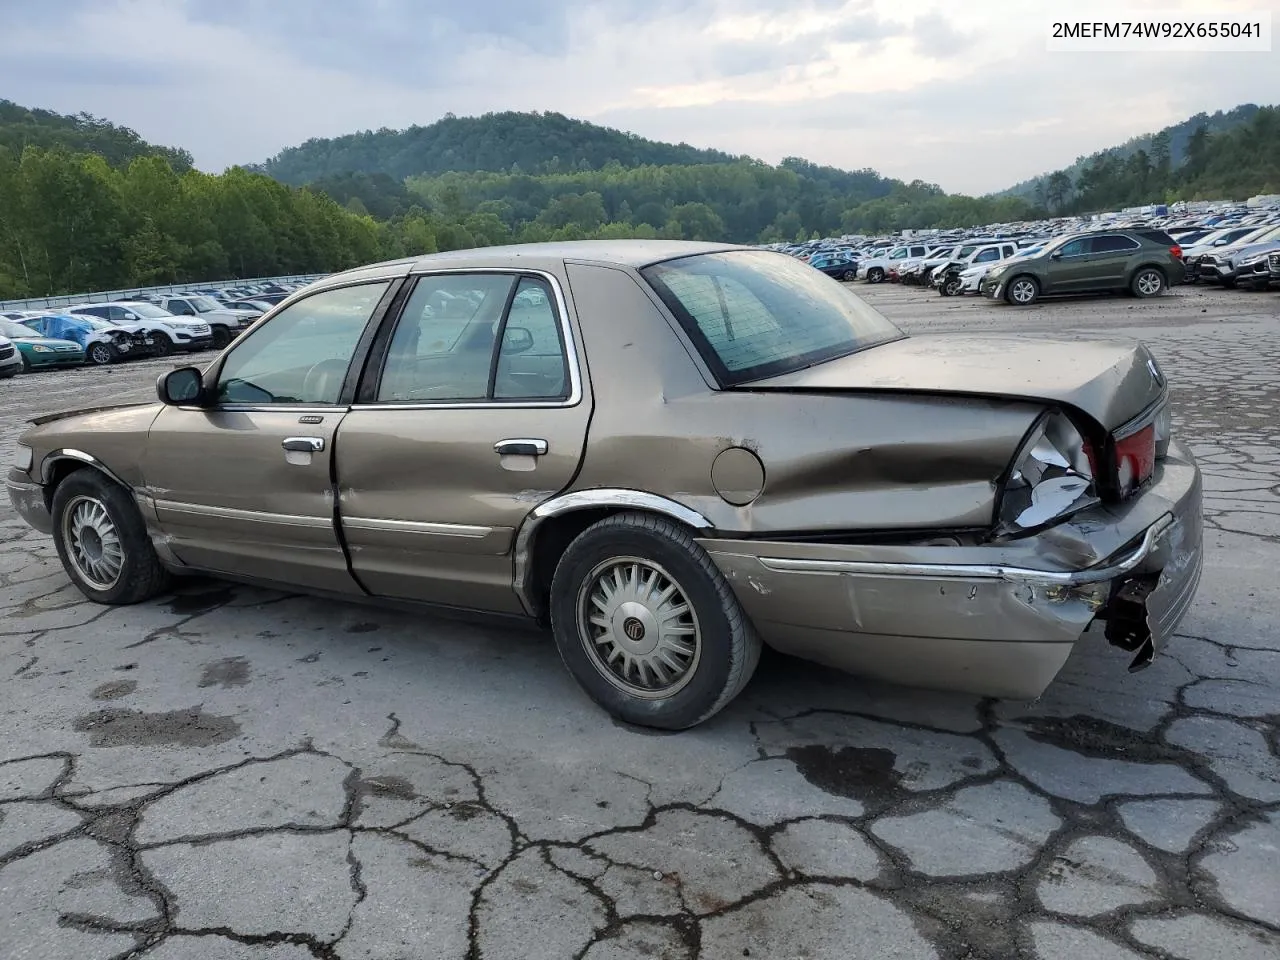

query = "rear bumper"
[{"left": 700, "top": 441, "right": 1202, "bottom": 700}]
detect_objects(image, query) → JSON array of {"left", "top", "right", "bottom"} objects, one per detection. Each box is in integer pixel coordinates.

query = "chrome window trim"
[
  {"left": 342, "top": 517, "right": 491, "bottom": 538},
  {"left": 756, "top": 514, "right": 1173, "bottom": 587},
  {"left": 153, "top": 499, "right": 333, "bottom": 529},
  {"left": 352, "top": 267, "right": 584, "bottom": 412},
  {"left": 175, "top": 405, "right": 350, "bottom": 415},
  {"left": 511, "top": 489, "right": 713, "bottom": 615}
]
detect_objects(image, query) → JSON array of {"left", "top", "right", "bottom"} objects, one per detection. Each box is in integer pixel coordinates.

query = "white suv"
[
  {"left": 856, "top": 244, "right": 936, "bottom": 283},
  {"left": 66, "top": 302, "right": 212, "bottom": 356}
]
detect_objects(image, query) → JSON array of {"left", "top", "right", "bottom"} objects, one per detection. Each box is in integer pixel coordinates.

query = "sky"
[{"left": 0, "top": 0, "right": 1275, "bottom": 195}]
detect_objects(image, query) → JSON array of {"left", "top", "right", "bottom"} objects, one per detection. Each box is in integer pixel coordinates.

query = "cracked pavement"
[{"left": 1, "top": 284, "right": 1278, "bottom": 959}]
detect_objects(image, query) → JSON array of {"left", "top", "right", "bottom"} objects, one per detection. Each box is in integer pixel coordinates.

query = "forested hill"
[
  {"left": 0, "top": 99, "right": 193, "bottom": 172},
  {"left": 256, "top": 111, "right": 748, "bottom": 184},
  {"left": 999, "top": 103, "right": 1265, "bottom": 200}
]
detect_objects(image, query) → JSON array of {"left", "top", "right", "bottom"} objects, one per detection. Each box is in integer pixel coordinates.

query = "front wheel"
[
  {"left": 87, "top": 342, "right": 117, "bottom": 365},
  {"left": 151, "top": 333, "right": 173, "bottom": 358},
  {"left": 1005, "top": 275, "right": 1040, "bottom": 305},
  {"left": 941, "top": 275, "right": 963, "bottom": 297},
  {"left": 1131, "top": 268, "right": 1165, "bottom": 298},
  {"left": 549, "top": 513, "right": 762, "bottom": 730},
  {"left": 867, "top": 267, "right": 885, "bottom": 283},
  {"left": 842, "top": 269, "right": 857, "bottom": 282},
  {"left": 51, "top": 470, "right": 172, "bottom": 604},
  {"left": 210, "top": 326, "right": 232, "bottom": 349}
]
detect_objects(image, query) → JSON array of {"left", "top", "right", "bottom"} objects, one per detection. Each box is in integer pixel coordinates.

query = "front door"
[
  {"left": 141, "top": 280, "right": 395, "bottom": 592},
  {"left": 336, "top": 271, "right": 591, "bottom": 612},
  {"left": 1044, "top": 236, "right": 1095, "bottom": 293}
]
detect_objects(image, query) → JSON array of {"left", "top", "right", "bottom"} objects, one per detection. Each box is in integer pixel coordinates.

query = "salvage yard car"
[
  {"left": 6, "top": 241, "right": 1203, "bottom": 730},
  {"left": 0, "top": 318, "right": 85, "bottom": 371}
]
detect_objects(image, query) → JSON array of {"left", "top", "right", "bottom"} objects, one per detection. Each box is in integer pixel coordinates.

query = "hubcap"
[
  {"left": 1138, "top": 272, "right": 1161, "bottom": 295},
  {"left": 578, "top": 557, "right": 701, "bottom": 698},
  {"left": 91, "top": 344, "right": 111, "bottom": 364},
  {"left": 1011, "top": 279, "right": 1035, "bottom": 303},
  {"left": 62, "top": 496, "right": 124, "bottom": 590}
]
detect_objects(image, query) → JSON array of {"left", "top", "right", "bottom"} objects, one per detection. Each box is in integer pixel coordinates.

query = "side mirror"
[
  {"left": 157, "top": 367, "right": 205, "bottom": 406},
  {"left": 1050, "top": 251, "right": 1063, "bottom": 260},
  {"left": 502, "top": 325, "right": 535, "bottom": 355}
]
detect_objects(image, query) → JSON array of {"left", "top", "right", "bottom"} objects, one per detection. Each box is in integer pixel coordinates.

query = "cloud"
[{"left": 0, "top": 0, "right": 1274, "bottom": 195}]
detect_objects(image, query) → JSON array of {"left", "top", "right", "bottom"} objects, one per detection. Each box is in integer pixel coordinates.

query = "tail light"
[
  {"left": 1170, "top": 245, "right": 1182, "bottom": 259},
  {"left": 1114, "top": 423, "right": 1156, "bottom": 497}
]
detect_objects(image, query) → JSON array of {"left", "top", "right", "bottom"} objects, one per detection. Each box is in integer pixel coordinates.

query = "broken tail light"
[
  {"left": 1114, "top": 423, "right": 1156, "bottom": 497},
  {"left": 996, "top": 411, "right": 1100, "bottom": 537}
]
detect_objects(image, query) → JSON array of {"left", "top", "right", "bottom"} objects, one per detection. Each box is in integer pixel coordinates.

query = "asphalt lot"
[{"left": 2, "top": 283, "right": 1278, "bottom": 960}]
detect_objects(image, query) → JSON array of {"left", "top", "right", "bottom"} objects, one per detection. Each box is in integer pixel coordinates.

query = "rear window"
[
  {"left": 641, "top": 250, "right": 904, "bottom": 386},
  {"left": 1136, "top": 229, "right": 1176, "bottom": 246}
]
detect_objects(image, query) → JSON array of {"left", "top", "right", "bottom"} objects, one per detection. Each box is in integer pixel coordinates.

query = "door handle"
[
  {"left": 494, "top": 438, "right": 548, "bottom": 457},
  {"left": 282, "top": 437, "right": 325, "bottom": 453}
]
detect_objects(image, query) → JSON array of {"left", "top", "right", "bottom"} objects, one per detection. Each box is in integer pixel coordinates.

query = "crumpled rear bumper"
[{"left": 699, "top": 441, "right": 1203, "bottom": 700}]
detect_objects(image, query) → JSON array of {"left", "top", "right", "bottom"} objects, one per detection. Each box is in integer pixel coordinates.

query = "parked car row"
[
  {"left": 771, "top": 201, "right": 1280, "bottom": 307},
  {"left": 0, "top": 280, "right": 313, "bottom": 377}
]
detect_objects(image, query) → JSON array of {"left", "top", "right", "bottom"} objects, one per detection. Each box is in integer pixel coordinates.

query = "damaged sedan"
[{"left": 6, "top": 241, "right": 1203, "bottom": 730}]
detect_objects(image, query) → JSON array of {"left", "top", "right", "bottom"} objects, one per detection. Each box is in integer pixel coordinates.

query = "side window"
[
  {"left": 494, "top": 278, "right": 570, "bottom": 400},
  {"left": 376, "top": 274, "right": 516, "bottom": 403},
  {"left": 216, "top": 281, "right": 390, "bottom": 405},
  {"left": 973, "top": 248, "right": 1000, "bottom": 263},
  {"left": 108, "top": 306, "right": 128, "bottom": 322},
  {"left": 1090, "top": 234, "right": 1140, "bottom": 253},
  {"left": 1057, "top": 238, "right": 1089, "bottom": 257}
]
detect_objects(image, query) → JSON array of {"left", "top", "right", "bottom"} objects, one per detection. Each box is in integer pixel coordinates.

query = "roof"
[{"left": 320, "top": 240, "right": 753, "bottom": 286}]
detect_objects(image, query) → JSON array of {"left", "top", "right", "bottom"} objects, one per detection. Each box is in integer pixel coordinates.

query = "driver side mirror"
[
  {"left": 502, "top": 326, "right": 535, "bottom": 355},
  {"left": 1050, "top": 251, "right": 1063, "bottom": 260},
  {"left": 157, "top": 367, "right": 206, "bottom": 406}
]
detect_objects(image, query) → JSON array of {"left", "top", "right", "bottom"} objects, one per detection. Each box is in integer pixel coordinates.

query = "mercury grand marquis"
[{"left": 6, "top": 241, "right": 1203, "bottom": 729}]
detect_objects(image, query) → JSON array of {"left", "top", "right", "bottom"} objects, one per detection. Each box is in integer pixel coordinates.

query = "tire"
[
  {"left": 1005, "top": 275, "right": 1040, "bottom": 305},
  {"left": 1131, "top": 268, "right": 1165, "bottom": 298},
  {"left": 210, "top": 326, "right": 232, "bottom": 349},
  {"left": 867, "top": 267, "right": 885, "bottom": 284},
  {"left": 941, "top": 275, "right": 963, "bottom": 297},
  {"left": 87, "top": 342, "right": 116, "bottom": 365},
  {"left": 51, "top": 470, "right": 171, "bottom": 605},
  {"left": 151, "top": 333, "right": 173, "bottom": 358},
  {"left": 21, "top": 354, "right": 32, "bottom": 373},
  {"left": 842, "top": 269, "right": 857, "bottom": 282},
  {"left": 549, "top": 512, "right": 762, "bottom": 730}
]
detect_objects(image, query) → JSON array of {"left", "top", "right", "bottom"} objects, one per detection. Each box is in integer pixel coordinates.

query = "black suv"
[{"left": 980, "top": 229, "right": 1183, "bottom": 305}]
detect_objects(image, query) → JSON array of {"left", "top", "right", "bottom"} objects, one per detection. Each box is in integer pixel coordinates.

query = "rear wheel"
[
  {"left": 87, "top": 342, "right": 116, "bottom": 365},
  {"left": 1005, "top": 275, "right": 1040, "bottom": 305},
  {"left": 842, "top": 269, "right": 857, "bottom": 282},
  {"left": 549, "top": 512, "right": 761, "bottom": 730},
  {"left": 51, "top": 470, "right": 171, "bottom": 604},
  {"left": 1131, "top": 268, "right": 1165, "bottom": 298},
  {"left": 867, "top": 267, "right": 885, "bottom": 283}
]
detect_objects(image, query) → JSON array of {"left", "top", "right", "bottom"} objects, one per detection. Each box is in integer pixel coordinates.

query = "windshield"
[
  {"left": 642, "top": 250, "right": 904, "bottom": 386},
  {"left": 123, "top": 303, "right": 176, "bottom": 319},
  {"left": 189, "top": 296, "right": 221, "bottom": 312},
  {"left": 0, "top": 319, "right": 38, "bottom": 338}
]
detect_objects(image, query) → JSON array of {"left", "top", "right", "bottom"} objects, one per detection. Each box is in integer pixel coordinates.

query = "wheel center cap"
[
  {"left": 613, "top": 602, "right": 659, "bottom": 655},
  {"left": 80, "top": 527, "right": 103, "bottom": 560}
]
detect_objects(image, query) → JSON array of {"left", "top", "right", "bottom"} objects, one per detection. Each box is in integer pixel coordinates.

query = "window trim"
[{"left": 352, "top": 268, "right": 584, "bottom": 411}]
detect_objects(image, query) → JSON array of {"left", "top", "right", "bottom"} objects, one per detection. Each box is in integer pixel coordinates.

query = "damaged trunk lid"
[{"left": 742, "top": 334, "right": 1165, "bottom": 430}]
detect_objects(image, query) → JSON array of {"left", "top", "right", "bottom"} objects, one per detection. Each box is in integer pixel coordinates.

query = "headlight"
[
  {"left": 997, "top": 411, "right": 1100, "bottom": 537},
  {"left": 32, "top": 344, "right": 52, "bottom": 353},
  {"left": 14, "top": 443, "right": 33, "bottom": 472}
]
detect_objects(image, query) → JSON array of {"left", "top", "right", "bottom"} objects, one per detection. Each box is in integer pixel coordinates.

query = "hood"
[
  {"left": 29, "top": 400, "right": 156, "bottom": 426},
  {"left": 741, "top": 334, "right": 1165, "bottom": 431}
]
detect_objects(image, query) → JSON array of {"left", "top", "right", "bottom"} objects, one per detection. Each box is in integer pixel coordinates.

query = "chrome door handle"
[
  {"left": 494, "top": 438, "right": 548, "bottom": 457},
  {"left": 282, "top": 437, "right": 325, "bottom": 453}
]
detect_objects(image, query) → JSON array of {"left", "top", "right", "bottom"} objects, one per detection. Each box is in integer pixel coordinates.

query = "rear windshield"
[{"left": 641, "top": 250, "right": 904, "bottom": 386}]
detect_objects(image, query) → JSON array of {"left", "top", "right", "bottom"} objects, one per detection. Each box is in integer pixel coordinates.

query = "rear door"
[
  {"left": 335, "top": 269, "right": 591, "bottom": 612},
  {"left": 1082, "top": 234, "right": 1141, "bottom": 287}
]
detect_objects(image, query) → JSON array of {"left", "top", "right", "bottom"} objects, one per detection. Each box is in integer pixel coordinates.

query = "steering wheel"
[{"left": 301, "top": 358, "right": 349, "bottom": 403}]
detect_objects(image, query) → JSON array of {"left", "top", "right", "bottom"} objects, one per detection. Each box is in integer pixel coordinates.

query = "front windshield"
[
  {"left": 0, "top": 318, "right": 37, "bottom": 338},
  {"left": 189, "top": 296, "right": 221, "bottom": 312},
  {"left": 642, "top": 250, "right": 904, "bottom": 386},
  {"left": 124, "top": 303, "right": 177, "bottom": 319}
]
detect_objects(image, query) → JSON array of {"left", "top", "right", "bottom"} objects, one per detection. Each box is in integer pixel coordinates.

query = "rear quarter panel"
[{"left": 565, "top": 262, "right": 1042, "bottom": 535}]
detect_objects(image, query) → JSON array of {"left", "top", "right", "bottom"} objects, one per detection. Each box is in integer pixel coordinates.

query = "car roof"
[{"left": 316, "top": 241, "right": 753, "bottom": 287}]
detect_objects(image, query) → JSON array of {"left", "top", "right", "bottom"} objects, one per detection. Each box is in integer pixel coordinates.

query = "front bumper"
[
  {"left": 6, "top": 468, "right": 52, "bottom": 534},
  {"left": 700, "top": 441, "right": 1203, "bottom": 700},
  {"left": 175, "top": 335, "right": 214, "bottom": 351}
]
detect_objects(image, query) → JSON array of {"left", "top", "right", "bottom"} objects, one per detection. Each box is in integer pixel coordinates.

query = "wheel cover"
[
  {"left": 1011, "top": 279, "right": 1036, "bottom": 303},
  {"left": 577, "top": 556, "right": 702, "bottom": 699},
  {"left": 1137, "top": 272, "right": 1162, "bottom": 295},
  {"left": 62, "top": 495, "right": 124, "bottom": 590}
]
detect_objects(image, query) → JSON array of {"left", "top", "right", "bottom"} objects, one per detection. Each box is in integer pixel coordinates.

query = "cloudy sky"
[{"left": 0, "top": 0, "right": 1274, "bottom": 194}]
